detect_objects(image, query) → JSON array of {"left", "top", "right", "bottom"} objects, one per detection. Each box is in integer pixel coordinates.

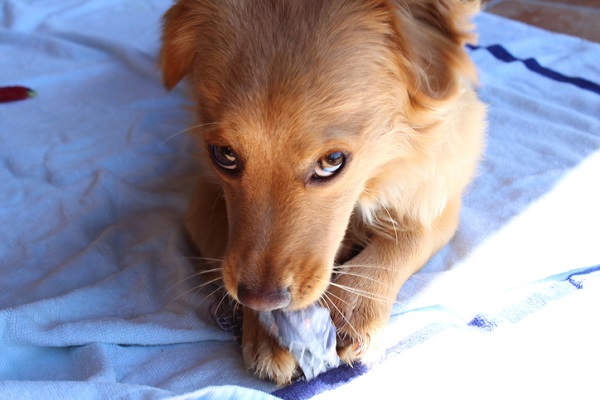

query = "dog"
[{"left": 161, "top": 0, "right": 486, "bottom": 385}]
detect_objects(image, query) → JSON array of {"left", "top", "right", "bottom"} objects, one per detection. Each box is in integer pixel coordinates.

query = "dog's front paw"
[
  {"left": 242, "top": 308, "right": 300, "bottom": 385},
  {"left": 327, "top": 272, "right": 392, "bottom": 365}
]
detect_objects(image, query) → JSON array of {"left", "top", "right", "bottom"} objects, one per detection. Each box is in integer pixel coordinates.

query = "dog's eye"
[
  {"left": 314, "top": 151, "right": 345, "bottom": 179},
  {"left": 210, "top": 145, "right": 238, "bottom": 171}
]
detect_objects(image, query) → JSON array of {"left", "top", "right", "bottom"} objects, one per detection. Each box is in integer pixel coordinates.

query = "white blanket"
[{"left": 1, "top": 2, "right": 599, "bottom": 399}]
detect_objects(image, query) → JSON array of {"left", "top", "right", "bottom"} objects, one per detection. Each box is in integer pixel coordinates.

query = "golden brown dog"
[{"left": 161, "top": 0, "right": 486, "bottom": 385}]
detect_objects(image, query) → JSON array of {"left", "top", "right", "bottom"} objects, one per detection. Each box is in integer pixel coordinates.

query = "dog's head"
[{"left": 161, "top": 0, "right": 479, "bottom": 311}]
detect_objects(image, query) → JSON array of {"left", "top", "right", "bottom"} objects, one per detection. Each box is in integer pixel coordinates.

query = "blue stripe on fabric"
[
  {"left": 566, "top": 264, "right": 600, "bottom": 289},
  {"left": 272, "top": 363, "right": 369, "bottom": 400},
  {"left": 467, "top": 44, "right": 600, "bottom": 95}
]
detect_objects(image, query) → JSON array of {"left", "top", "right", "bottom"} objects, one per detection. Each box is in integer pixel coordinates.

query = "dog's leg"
[
  {"left": 328, "top": 197, "right": 462, "bottom": 363},
  {"left": 242, "top": 307, "right": 300, "bottom": 385}
]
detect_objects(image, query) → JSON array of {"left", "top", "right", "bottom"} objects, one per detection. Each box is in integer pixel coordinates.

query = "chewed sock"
[{"left": 258, "top": 305, "right": 340, "bottom": 380}]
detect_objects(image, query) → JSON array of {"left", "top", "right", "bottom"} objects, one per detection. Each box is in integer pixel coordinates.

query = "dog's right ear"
[
  {"left": 384, "top": 0, "right": 480, "bottom": 103},
  {"left": 160, "top": 1, "right": 199, "bottom": 90}
]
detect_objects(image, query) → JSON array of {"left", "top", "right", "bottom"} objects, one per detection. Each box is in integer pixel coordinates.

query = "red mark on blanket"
[{"left": 0, "top": 86, "right": 36, "bottom": 103}]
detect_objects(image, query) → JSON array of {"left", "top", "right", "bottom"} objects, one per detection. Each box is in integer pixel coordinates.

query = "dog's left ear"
[
  {"left": 160, "top": 1, "right": 200, "bottom": 90},
  {"left": 384, "top": 0, "right": 480, "bottom": 102}
]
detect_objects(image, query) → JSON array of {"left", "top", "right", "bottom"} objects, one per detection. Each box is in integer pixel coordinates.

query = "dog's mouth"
[
  {"left": 236, "top": 284, "right": 292, "bottom": 311},
  {"left": 220, "top": 237, "right": 367, "bottom": 313},
  {"left": 225, "top": 269, "right": 328, "bottom": 312}
]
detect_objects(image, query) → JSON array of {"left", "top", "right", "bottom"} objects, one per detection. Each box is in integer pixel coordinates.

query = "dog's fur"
[{"left": 161, "top": 0, "right": 486, "bottom": 385}]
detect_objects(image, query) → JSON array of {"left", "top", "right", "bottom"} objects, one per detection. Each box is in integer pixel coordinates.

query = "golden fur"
[{"left": 161, "top": 0, "right": 486, "bottom": 385}]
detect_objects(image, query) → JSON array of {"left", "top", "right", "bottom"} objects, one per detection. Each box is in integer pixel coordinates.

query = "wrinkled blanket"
[{"left": 1, "top": 1, "right": 599, "bottom": 399}]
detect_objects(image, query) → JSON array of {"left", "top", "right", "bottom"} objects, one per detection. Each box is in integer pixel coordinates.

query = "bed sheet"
[{"left": 1, "top": 2, "right": 599, "bottom": 399}]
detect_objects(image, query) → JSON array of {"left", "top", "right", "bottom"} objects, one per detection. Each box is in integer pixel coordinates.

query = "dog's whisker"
[
  {"left": 186, "top": 267, "right": 223, "bottom": 276},
  {"left": 322, "top": 288, "right": 353, "bottom": 309},
  {"left": 163, "top": 267, "right": 220, "bottom": 297},
  {"left": 212, "top": 288, "right": 230, "bottom": 316},
  {"left": 184, "top": 256, "right": 224, "bottom": 263},
  {"left": 336, "top": 263, "right": 397, "bottom": 272},
  {"left": 165, "top": 267, "right": 223, "bottom": 293},
  {"left": 325, "top": 280, "right": 399, "bottom": 306},
  {"left": 319, "top": 276, "right": 386, "bottom": 303},
  {"left": 160, "top": 130, "right": 190, "bottom": 146},
  {"left": 174, "top": 279, "right": 222, "bottom": 303},
  {"left": 321, "top": 291, "right": 361, "bottom": 339},
  {"left": 333, "top": 270, "right": 391, "bottom": 287},
  {"left": 362, "top": 189, "right": 400, "bottom": 245},
  {"left": 160, "top": 122, "right": 219, "bottom": 145},
  {"left": 232, "top": 297, "right": 242, "bottom": 314},
  {"left": 171, "top": 276, "right": 223, "bottom": 303},
  {"left": 192, "top": 275, "right": 223, "bottom": 291},
  {"left": 195, "top": 283, "right": 226, "bottom": 308}
]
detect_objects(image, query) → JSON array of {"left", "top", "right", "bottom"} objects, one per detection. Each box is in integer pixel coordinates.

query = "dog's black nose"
[{"left": 237, "top": 284, "right": 291, "bottom": 311}]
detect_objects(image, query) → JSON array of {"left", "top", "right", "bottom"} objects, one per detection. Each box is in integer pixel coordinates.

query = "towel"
[{"left": 1, "top": 1, "right": 599, "bottom": 399}]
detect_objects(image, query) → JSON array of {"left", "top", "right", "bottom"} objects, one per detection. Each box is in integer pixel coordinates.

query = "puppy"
[{"left": 161, "top": 0, "right": 486, "bottom": 385}]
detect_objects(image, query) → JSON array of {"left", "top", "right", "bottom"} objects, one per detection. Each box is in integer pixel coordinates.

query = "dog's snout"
[{"left": 237, "top": 284, "right": 291, "bottom": 311}]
